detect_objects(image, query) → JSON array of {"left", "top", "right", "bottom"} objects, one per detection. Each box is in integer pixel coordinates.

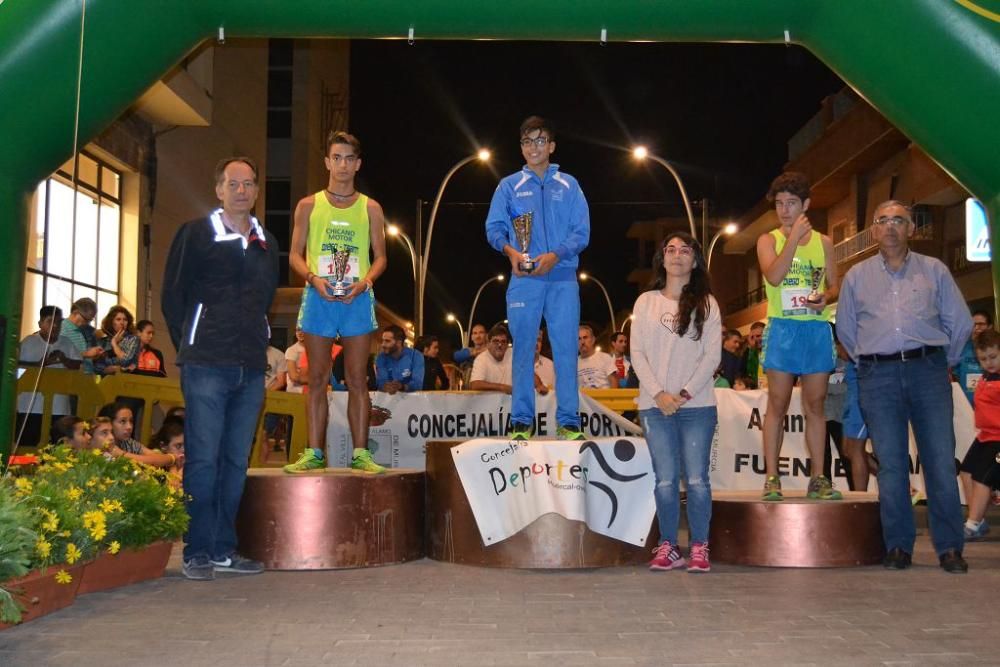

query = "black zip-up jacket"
[{"left": 161, "top": 210, "right": 279, "bottom": 369}]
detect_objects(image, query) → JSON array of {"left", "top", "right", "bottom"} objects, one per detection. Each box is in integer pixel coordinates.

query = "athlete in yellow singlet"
[
  {"left": 755, "top": 171, "right": 840, "bottom": 501},
  {"left": 285, "top": 131, "right": 388, "bottom": 474}
]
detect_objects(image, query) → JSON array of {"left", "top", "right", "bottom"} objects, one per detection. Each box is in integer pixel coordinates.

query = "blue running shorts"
[
  {"left": 761, "top": 318, "right": 835, "bottom": 376},
  {"left": 299, "top": 284, "right": 378, "bottom": 339}
]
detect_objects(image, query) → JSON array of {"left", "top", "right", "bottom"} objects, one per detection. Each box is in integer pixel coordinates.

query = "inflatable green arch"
[{"left": 1, "top": 0, "right": 999, "bottom": 454}]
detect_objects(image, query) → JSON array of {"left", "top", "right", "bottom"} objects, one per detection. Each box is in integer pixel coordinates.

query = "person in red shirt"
[{"left": 960, "top": 328, "right": 1000, "bottom": 540}]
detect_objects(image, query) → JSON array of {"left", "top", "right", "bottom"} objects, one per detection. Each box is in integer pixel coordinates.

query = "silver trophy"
[
  {"left": 807, "top": 266, "right": 826, "bottom": 304},
  {"left": 328, "top": 247, "right": 354, "bottom": 297},
  {"left": 512, "top": 212, "right": 535, "bottom": 273}
]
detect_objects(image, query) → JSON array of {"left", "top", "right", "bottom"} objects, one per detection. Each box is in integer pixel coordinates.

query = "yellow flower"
[
  {"left": 52, "top": 461, "right": 73, "bottom": 472},
  {"left": 82, "top": 510, "right": 106, "bottom": 529},
  {"left": 85, "top": 479, "right": 97, "bottom": 488},
  {"left": 36, "top": 538, "right": 52, "bottom": 559},
  {"left": 65, "top": 543, "right": 82, "bottom": 565},
  {"left": 41, "top": 453, "right": 56, "bottom": 462},
  {"left": 66, "top": 486, "right": 83, "bottom": 501},
  {"left": 164, "top": 495, "right": 176, "bottom": 509},
  {"left": 54, "top": 569, "right": 73, "bottom": 585},
  {"left": 40, "top": 510, "right": 59, "bottom": 532},
  {"left": 90, "top": 526, "right": 107, "bottom": 541},
  {"left": 108, "top": 541, "right": 121, "bottom": 555},
  {"left": 59, "top": 530, "right": 70, "bottom": 538},
  {"left": 13, "top": 477, "right": 32, "bottom": 495},
  {"left": 99, "top": 498, "right": 123, "bottom": 514},
  {"left": 103, "top": 477, "right": 115, "bottom": 486}
]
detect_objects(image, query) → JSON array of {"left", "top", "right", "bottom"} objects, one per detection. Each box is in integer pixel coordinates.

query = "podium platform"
[
  {"left": 709, "top": 490, "right": 884, "bottom": 567},
  {"left": 425, "top": 440, "right": 657, "bottom": 568},
  {"left": 235, "top": 468, "right": 425, "bottom": 569}
]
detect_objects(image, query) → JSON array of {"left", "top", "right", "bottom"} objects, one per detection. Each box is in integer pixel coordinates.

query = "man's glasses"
[
  {"left": 664, "top": 245, "right": 694, "bottom": 256},
  {"left": 520, "top": 137, "right": 550, "bottom": 148},
  {"left": 873, "top": 215, "right": 911, "bottom": 226}
]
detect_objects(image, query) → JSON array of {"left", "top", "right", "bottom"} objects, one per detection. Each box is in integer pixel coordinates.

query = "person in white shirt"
[
  {"left": 284, "top": 328, "right": 307, "bottom": 393},
  {"left": 265, "top": 345, "right": 288, "bottom": 392},
  {"left": 577, "top": 324, "right": 617, "bottom": 388},
  {"left": 17, "top": 306, "right": 82, "bottom": 447},
  {"left": 469, "top": 324, "right": 513, "bottom": 394},
  {"left": 631, "top": 232, "right": 721, "bottom": 574},
  {"left": 534, "top": 329, "right": 555, "bottom": 394}
]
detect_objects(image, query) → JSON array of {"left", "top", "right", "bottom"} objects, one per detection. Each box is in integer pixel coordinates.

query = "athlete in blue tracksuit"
[{"left": 485, "top": 116, "right": 590, "bottom": 438}]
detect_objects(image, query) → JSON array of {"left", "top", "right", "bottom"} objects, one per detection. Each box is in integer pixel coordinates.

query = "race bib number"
[
  {"left": 317, "top": 254, "right": 361, "bottom": 283},
  {"left": 966, "top": 373, "right": 982, "bottom": 392},
  {"left": 780, "top": 288, "right": 811, "bottom": 316}
]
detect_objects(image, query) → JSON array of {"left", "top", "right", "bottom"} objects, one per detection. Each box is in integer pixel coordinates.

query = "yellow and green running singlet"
[
  {"left": 307, "top": 192, "right": 371, "bottom": 283},
  {"left": 764, "top": 228, "right": 829, "bottom": 321}
]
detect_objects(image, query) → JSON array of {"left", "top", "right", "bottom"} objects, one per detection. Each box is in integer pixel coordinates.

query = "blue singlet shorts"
[
  {"left": 761, "top": 318, "right": 835, "bottom": 376},
  {"left": 298, "top": 284, "right": 378, "bottom": 339}
]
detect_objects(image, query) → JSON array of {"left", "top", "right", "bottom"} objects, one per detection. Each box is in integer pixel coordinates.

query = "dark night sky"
[{"left": 348, "top": 40, "right": 844, "bottom": 350}]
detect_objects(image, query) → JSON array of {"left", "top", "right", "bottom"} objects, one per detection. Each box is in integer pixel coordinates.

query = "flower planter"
[
  {"left": 0, "top": 563, "right": 84, "bottom": 629},
  {"left": 77, "top": 541, "right": 174, "bottom": 596}
]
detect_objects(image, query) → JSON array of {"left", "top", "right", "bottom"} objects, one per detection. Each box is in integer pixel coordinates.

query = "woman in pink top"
[{"left": 631, "top": 231, "right": 721, "bottom": 573}]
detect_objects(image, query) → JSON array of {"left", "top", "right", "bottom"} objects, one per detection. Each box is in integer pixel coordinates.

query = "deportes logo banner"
[{"left": 451, "top": 437, "right": 656, "bottom": 547}]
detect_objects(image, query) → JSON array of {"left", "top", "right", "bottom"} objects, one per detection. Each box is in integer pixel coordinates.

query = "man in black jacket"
[{"left": 162, "top": 157, "right": 279, "bottom": 581}]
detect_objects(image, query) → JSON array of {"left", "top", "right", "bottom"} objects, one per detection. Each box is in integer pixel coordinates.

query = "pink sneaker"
[
  {"left": 649, "top": 541, "right": 686, "bottom": 571},
  {"left": 687, "top": 542, "right": 711, "bottom": 573}
]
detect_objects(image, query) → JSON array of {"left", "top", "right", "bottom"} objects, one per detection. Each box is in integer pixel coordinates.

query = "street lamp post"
[
  {"left": 632, "top": 146, "right": 698, "bottom": 242},
  {"left": 386, "top": 224, "right": 417, "bottom": 281},
  {"left": 706, "top": 222, "right": 739, "bottom": 271},
  {"left": 417, "top": 149, "right": 491, "bottom": 335},
  {"left": 578, "top": 272, "right": 616, "bottom": 333},
  {"left": 445, "top": 313, "right": 465, "bottom": 347},
  {"left": 622, "top": 314, "right": 635, "bottom": 334},
  {"left": 467, "top": 274, "right": 505, "bottom": 346}
]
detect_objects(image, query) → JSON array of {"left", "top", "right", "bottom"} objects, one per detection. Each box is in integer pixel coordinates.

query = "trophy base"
[
  {"left": 330, "top": 281, "right": 351, "bottom": 298},
  {"left": 518, "top": 260, "right": 535, "bottom": 273}
]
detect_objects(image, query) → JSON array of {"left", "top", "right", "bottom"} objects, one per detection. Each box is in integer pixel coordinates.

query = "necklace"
[{"left": 326, "top": 188, "right": 357, "bottom": 201}]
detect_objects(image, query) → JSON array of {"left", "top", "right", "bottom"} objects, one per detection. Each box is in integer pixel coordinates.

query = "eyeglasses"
[
  {"left": 664, "top": 245, "right": 694, "bottom": 256},
  {"left": 873, "top": 215, "right": 911, "bottom": 226},
  {"left": 519, "top": 137, "right": 550, "bottom": 148}
]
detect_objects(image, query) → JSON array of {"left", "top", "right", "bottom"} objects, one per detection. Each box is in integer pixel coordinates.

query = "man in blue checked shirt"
[
  {"left": 485, "top": 116, "right": 590, "bottom": 441},
  {"left": 836, "top": 199, "right": 973, "bottom": 574}
]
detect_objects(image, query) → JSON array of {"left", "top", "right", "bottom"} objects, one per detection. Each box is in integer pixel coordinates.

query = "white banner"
[
  {"left": 710, "top": 384, "right": 975, "bottom": 494},
  {"left": 451, "top": 437, "right": 656, "bottom": 546},
  {"left": 325, "top": 390, "right": 642, "bottom": 469},
  {"left": 322, "top": 385, "right": 974, "bottom": 496}
]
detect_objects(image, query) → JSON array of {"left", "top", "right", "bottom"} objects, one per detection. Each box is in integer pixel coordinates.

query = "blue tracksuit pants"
[{"left": 506, "top": 275, "right": 580, "bottom": 429}]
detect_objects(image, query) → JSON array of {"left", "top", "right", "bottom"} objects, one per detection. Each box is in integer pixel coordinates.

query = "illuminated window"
[{"left": 23, "top": 152, "right": 122, "bottom": 333}]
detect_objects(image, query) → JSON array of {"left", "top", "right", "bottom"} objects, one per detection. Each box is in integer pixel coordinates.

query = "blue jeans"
[
  {"left": 640, "top": 406, "right": 718, "bottom": 545},
  {"left": 507, "top": 277, "right": 580, "bottom": 428},
  {"left": 181, "top": 364, "right": 265, "bottom": 561},
  {"left": 856, "top": 350, "right": 964, "bottom": 556}
]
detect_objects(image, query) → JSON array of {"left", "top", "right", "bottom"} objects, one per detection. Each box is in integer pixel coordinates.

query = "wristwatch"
[{"left": 679, "top": 388, "right": 693, "bottom": 401}]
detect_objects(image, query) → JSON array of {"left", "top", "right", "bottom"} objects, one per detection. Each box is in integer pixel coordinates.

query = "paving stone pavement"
[{"left": 3, "top": 530, "right": 1000, "bottom": 667}]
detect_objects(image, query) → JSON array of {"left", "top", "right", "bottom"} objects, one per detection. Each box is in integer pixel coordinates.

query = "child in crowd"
[
  {"left": 732, "top": 376, "right": 755, "bottom": 391},
  {"left": 97, "top": 402, "right": 176, "bottom": 468},
  {"left": 960, "top": 329, "right": 1000, "bottom": 540},
  {"left": 151, "top": 420, "right": 185, "bottom": 487},
  {"left": 50, "top": 415, "right": 92, "bottom": 450}
]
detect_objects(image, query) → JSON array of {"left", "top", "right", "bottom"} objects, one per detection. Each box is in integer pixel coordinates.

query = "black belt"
[{"left": 858, "top": 345, "right": 942, "bottom": 362}]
